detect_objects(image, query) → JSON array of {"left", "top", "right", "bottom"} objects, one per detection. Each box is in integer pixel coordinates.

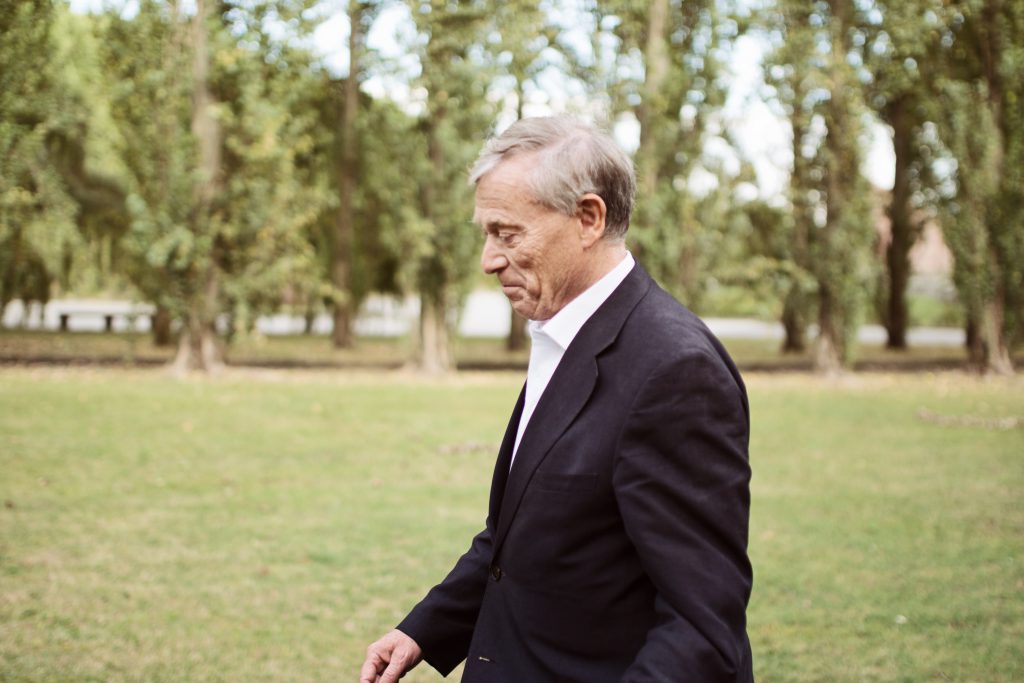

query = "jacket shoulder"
[{"left": 626, "top": 285, "right": 733, "bottom": 362}]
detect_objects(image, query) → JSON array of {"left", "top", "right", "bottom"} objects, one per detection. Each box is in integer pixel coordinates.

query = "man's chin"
[{"left": 507, "top": 300, "right": 536, "bottom": 321}]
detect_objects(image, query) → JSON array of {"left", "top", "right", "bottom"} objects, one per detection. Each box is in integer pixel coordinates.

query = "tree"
[
  {"left": 762, "top": 2, "right": 819, "bottom": 353},
  {"left": 331, "top": 0, "right": 381, "bottom": 348},
  {"left": 858, "top": 0, "right": 946, "bottom": 349},
  {"left": 766, "top": 0, "right": 876, "bottom": 373},
  {"left": 591, "top": 0, "right": 735, "bottom": 311},
  {"left": 303, "top": 72, "right": 417, "bottom": 336},
  {"left": 94, "top": 1, "right": 193, "bottom": 347},
  {"left": 97, "top": 0, "right": 329, "bottom": 372},
  {"left": 177, "top": 0, "right": 224, "bottom": 371},
  {"left": 0, "top": 0, "right": 83, "bottom": 311},
  {"left": 403, "top": 0, "right": 493, "bottom": 373},
  {"left": 932, "top": 0, "right": 1022, "bottom": 375},
  {"left": 814, "top": 0, "right": 876, "bottom": 373},
  {"left": 731, "top": 196, "right": 816, "bottom": 327},
  {"left": 215, "top": 1, "right": 334, "bottom": 344}
]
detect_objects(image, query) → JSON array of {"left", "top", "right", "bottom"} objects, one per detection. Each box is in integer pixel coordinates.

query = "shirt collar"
[{"left": 530, "top": 251, "right": 635, "bottom": 351}]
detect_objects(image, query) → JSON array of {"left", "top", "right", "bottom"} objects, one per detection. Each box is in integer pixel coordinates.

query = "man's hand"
[{"left": 359, "top": 629, "right": 423, "bottom": 683}]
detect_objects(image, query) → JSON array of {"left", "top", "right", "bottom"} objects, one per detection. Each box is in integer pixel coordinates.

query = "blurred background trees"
[
  {"left": 931, "top": 0, "right": 1023, "bottom": 375},
  {"left": 1, "top": 0, "right": 1020, "bottom": 374},
  {"left": 1, "top": 0, "right": 88, "bottom": 313}
]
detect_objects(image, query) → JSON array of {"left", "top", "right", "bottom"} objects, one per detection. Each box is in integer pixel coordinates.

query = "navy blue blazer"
[{"left": 398, "top": 264, "right": 753, "bottom": 682}]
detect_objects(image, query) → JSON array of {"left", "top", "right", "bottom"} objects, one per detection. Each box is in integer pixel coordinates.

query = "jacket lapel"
[
  {"left": 487, "top": 383, "right": 525, "bottom": 528},
  {"left": 492, "top": 263, "right": 653, "bottom": 553}
]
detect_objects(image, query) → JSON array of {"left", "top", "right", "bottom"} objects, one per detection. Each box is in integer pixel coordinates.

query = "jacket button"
[{"left": 489, "top": 564, "right": 503, "bottom": 581}]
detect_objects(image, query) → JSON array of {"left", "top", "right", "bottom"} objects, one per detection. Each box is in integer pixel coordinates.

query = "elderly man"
[{"left": 361, "top": 116, "right": 753, "bottom": 683}]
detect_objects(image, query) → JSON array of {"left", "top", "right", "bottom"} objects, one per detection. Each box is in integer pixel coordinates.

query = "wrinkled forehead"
[
  {"left": 472, "top": 155, "right": 546, "bottom": 216},
  {"left": 474, "top": 151, "right": 542, "bottom": 190},
  {"left": 473, "top": 156, "right": 561, "bottom": 225}
]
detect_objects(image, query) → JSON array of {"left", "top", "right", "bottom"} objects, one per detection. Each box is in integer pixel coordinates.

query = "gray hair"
[{"left": 469, "top": 115, "right": 636, "bottom": 240}]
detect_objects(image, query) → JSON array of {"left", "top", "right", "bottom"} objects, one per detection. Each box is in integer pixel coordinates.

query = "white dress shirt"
[{"left": 511, "top": 252, "right": 635, "bottom": 463}]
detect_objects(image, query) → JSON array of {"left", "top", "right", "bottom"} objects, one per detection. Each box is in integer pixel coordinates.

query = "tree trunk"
[
  {"left": 962, "top": 250, "right": 1014, "bottom": 375},
  {"left": 331, "top": 0, "right": 364, "bottom": 349},
  {"left": 190, "top": 0, "right": 220, "bottom": 211},
  {"left": 678, "top": 198, "right": 700, "bottom": 311},
  {"left": 636, "top": 0, "right": 669, "bottom": 203},
  {"left": 173, "top": 267, "right": 223, "bottom": 373},
  {"left": 780, "top": 288, "right": 806, "bottom": 353},
  {"left": 974, "top": 11, "right": 1012, "bottom": 376},
  {"left": 330, "top": 258, "right": 353, "bottom": 347},
  {"left": 413, "top": 67, "right": 453, "bottom": 372},
  {"left": 884, "top": 98, "right": 914, "bottom": 349},
  {"left": 981, "top": 281, "right": 1013, "bottom": 375},
  {"left": 631, "top": 0, "right": 669, "bottom": 270},
  {"left": 965, "top": 312, "right": 983, "bottom": 368},
  {"left": 815, "top": 130, "right": 846, "bottom": 376},
  {"left": 152, "top": 304, "right": 173, "bottom": 346},
  {"left": 173, "top": 320, "right": 221, "bottom": 374},
  {"left": 418, "top": 291, "right": 450, "bottom": 374},
  {"left": 507, "top": 309, "right": 527, "bottom": 351},
  {"left": 813, "top": 0, "right": 860, "bottom": 374},
  {"left": 786, "top": 61, "right": 811, "bottom": 358},
  {"left": 176, "top": 0, "right": 223, "bottom": 374},
  {"left": 814, "top": 286, "right": 843, "bottom": 375}
]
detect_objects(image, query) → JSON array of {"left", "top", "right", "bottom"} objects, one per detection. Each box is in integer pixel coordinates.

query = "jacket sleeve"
[
  {"left": 396, "top": 524, "right": 493, "bottom": 676},
  {"left": 613, "top": 349, "right": 753, "bottom": 682}
]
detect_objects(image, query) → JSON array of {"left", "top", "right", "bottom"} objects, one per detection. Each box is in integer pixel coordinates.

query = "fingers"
[
  {"left": 377, "top": 655, "right": 409, "bottom": 683},
  {"left": 359, "top": 649, "right": 385, "bottom": 683},
  {"left": 360, "top": 630, "right": 422, "bottom": 683}
]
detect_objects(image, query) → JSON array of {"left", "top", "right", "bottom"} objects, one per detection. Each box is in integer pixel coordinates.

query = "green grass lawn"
[{"left": 1, "top": 368, "right": 1022, "bottom": 682}]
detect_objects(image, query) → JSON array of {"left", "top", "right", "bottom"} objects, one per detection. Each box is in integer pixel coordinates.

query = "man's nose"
[{"left": 480, "top": 237, "right": 508, "bottom": 274}]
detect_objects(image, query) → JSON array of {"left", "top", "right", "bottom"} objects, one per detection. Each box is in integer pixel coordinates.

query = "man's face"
[{"left": 473, "top": 156, "right": 589, "bottom": 321}]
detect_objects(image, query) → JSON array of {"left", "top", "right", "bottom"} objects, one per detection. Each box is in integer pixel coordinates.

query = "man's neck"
[
  {"left": 579, "top": 242, "right": 628, "bottom": 292},
  {"left": 540, "top": 243, "right": 629, "bottom": 324}
]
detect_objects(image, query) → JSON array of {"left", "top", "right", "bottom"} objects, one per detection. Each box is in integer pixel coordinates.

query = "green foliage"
[
  {"left": 591, "top": 0, "right": 738, "bottom": 307},
  {"left": 397, "top": 0, "right": 496, "bottom": 369},
  {"left": 96, "top": 0, "right": 197, "bottom": 317},
  {"left": 713, "top": 197, "right": 817, "bottom": 320},
  {"left": 407, "top": 0, "right": 493, "bottom": 295},
  {"left": 488, "top": 0, "right": 559, "bottom": 115},
  {"left": 906, "top": 291, "right": 963, "bottom": 328},
  {"left": 211, "top": 11, "right": 331, "bottom": 333},
  {"left": 94, "top": 0, "right": 333, "bottom": 351},
  {"left": 936, "top": 80, "right": 1000, "bottom": 322},
  {"left": 763, "top": 0, "right": 878, "bottom": 369},
  {"left": 309, "top": 90, "right": 414, "bottom": 305},
  {"left": 857, "top": 0, "right": 949, "bottom": 346},
  {"left": 5, "top": 0, "right": 1019, "bottom": 374},
  {"left": 0, "top": 0, "right": 88, "bottom": 306},
  {"left": 930, "top": 0, "right": 1024, "bottom": 370}
]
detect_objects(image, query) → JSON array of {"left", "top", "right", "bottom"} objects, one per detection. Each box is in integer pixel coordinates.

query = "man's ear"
[{"left": 576, "top": 193, "right": 607, "bottom": 248}]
